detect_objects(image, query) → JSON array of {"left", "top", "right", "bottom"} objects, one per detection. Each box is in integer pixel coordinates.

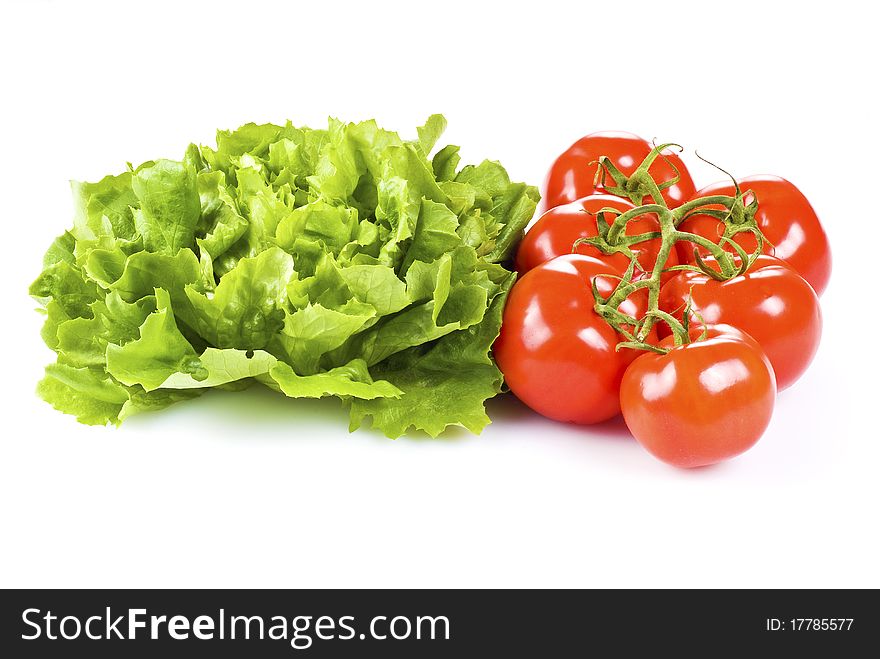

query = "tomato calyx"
[{"left": 595, "top": 142, "right": 686, "bottom": 206}]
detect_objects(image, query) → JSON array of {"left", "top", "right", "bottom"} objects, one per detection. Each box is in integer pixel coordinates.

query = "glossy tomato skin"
[
  {"left": 515, "top": 194, "right": 678, "bottom": 277},
  {"left": 494, "top": 254, "right": 651, "bottom": 425},
  {"left": 620, "top": 325, "right": 776, "bottom": 468},
  {"left": 677, "top": 176, "right": 831, "bottom": 295},
  {"left": 658, "top": 256, "right": 822, "bottom": 391},
  {"left": 542, "top": 131, "right": 696, "bottom": 212}
]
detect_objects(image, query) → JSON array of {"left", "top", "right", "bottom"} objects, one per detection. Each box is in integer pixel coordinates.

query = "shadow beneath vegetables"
[
  {"left": 480, "top": 394, "right": 733, "bottom": 476},
  {"left": 123, "top": 386, "right": 730, "bottom": 477},
  {"left": 485, "top": 394, "right": 635, "bottom": 442},
  {"left": 123, "top": 382, "right": 475, "bottom": 443},
  {"left": 123, "top": 383, "right": 349, "bottom": 435}
]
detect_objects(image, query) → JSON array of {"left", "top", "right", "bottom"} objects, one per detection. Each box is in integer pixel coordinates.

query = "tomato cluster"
[{"left": 496, "top": 132, "right": 829, "bottom": 468}]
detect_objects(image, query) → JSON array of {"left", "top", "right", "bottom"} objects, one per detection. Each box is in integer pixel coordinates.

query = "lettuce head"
[{"left": 30, "top": 115, "right": 539, "bottom": 437}]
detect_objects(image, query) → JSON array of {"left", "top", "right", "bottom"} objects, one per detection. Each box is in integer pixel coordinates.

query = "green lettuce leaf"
[
  {"left": 159, "top": 348, "right": 277, "bottom": 389},
  {"left": 106, "top": 288, "right": 203, "bottom": 391},
  {"left": 31, "top": 115, "right": 538, "bottom": 436},
  {"left": 54, "top": 293, "right": 156, "bottom": 367},
  {"left": 184, "top": 246, "right": 293, "bottom": 349},
  {"left": 38, "top": 362, "right": 130, "bottom": 425},
  {"left": 110, "top": 249, "right": 201, "bottom": 305},
  {"left": 71, "top": 173, "right": 138, "bottom": 242},
  {"left": 266, "top": 360, "right": 401, "bottom": 400},
  {"left": 195, "top": 170, "right": 249, "bottom": 273},
  {"left": 349, "top": 270, "right": 515, "bottom": 437},
  {"left": 131, "top": 159, "right": 200, "bottom": 254}
]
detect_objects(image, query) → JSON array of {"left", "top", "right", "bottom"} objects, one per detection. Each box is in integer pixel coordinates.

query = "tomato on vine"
[
  {"left": 515, "top": 194, "right": 678, "bottom": 279},
  {"left": 620, "top": 324, "right": 776, "bottom": 468},
  {"left": 542, "top": 131, "right": 696, "bottom": 211},
  {"left": 501, "top": 136, "right": 829, "bottom": 469},
  {"left": 676, "top": 176, "right": 831, "bottom": 295},
  {"left": 659, "top": 255, "right": 821, "bottom": 391},
  {"left": 494, "top": 254, "right": 654, "bottom": 425}
]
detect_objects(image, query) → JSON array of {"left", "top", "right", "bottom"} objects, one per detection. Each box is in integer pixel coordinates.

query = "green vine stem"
[{"left": 584, "top": 143, "right": 770, "bottom": 354}]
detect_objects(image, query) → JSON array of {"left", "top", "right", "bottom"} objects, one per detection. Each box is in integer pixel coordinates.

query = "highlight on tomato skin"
[
  {"left": 677, "top": 175, "right": 831, "bottom": 296},
  {"left": 541, "top": 131, "right": 696, "bottom": 212},
  {"left": 658, "top": 255, "right": 822, "bottom": 391},
  {"left": 619, "top": 325, "right": 776, "bottom": 469},
  {"left": 493, "top": 254, "right": 655, "bottom": 426},
  {"left": 515, "top": 194, "right": 677, "bottom": 278}
]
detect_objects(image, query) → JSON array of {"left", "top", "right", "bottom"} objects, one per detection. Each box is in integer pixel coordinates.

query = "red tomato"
[
  {"left": 658, "top": 256, "right": 822, "bottom": 391},
  {"left": 676, "top": 176, "right": 831, "bottom": 295},
  {"left": 515, "top": 194, "right": 678, "bottom": 278},
  {"left": 542, "top": 131, "right": 696, "bottom": 212},
  {"left": 494, "top": 254, "right": 653, "bottom": 424},
  {"left": 620, "top": 325, "right": 776, "bottom": 468}
]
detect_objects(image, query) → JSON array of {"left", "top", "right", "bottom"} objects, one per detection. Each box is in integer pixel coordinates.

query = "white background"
[{"left": 1, "top": 0, "right": 878, "bottom": 588}]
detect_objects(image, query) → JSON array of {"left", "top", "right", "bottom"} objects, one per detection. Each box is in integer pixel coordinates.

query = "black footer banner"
[{"left": 1, "top": 589, "right": 876, "bottom": 656}]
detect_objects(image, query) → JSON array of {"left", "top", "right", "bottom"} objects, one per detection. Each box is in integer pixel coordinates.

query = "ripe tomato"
[
  {"left": 620, "top": 325, "right": 776, "bottom": 468},
  {"left": 542, "top": 131, "right": 696, "bottom": 211},
  {"left": 515, "top": 194, "right": 678, "bottom": 278},
  {"left": 494, "top": 254, "right": 652, "bottom": 424},
  {"left": 658, "top": 256, "right": 821, "bottom": 391},
  {"left": 676, "top": 176, "right": 831, "bottom": 295}
]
